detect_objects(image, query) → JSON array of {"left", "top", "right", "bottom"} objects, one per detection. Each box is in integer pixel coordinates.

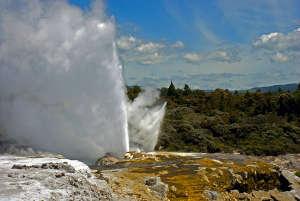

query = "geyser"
[
  {"left": 0, "top": 0, "right": 129, "bottom": 161},
  {"left": 127, "top": 89, "right": 166, "bottom": 152}
]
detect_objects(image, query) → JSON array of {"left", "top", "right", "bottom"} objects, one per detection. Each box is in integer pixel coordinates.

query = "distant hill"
[{"left": 248, "top": 83, "right": 299, "bottom": 93}]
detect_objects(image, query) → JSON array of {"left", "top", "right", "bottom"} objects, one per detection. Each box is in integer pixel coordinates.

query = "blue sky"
[{"left": 70, "top": 0, "right": 300, "bottom": 89}]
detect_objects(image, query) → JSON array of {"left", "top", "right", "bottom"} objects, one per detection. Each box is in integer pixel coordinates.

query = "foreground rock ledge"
[
  {"left": 0, "top": 153, "right": 299, "bottom": 200},
  {"left": 95, "top": 152, "right": 300, "bottom": 201},
  {"left": 0, "top": 155, "right": 112, "bottom": 201}
]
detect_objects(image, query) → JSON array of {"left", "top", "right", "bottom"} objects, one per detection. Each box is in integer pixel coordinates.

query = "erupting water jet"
[
  {"left": 0, "top": 0, "right": 130, "bottom": 162},
  {"left": 0, "top": 0, "right": 166, "bottom": 162}
]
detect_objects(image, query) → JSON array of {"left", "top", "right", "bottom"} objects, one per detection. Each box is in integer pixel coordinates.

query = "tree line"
[{"left": 127, "top": 82, "right": 300, "bottom": 155}]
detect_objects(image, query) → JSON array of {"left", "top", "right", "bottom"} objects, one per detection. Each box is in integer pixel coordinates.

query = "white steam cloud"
[
  {"left": 127, "top": 89, "right": 166, "bottom": 152},
  {"left": 0, "top": 0, "right": 167, "bottom": 162},
  {"left": 0, "top": 0, "right": 129, "bottom": 162}
]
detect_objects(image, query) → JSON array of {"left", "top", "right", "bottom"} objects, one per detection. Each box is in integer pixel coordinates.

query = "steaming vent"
[{"left": 0, "top": 0, "right": 166, "bottom": 162}]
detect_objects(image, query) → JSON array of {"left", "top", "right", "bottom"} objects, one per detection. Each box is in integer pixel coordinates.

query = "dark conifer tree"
[
  {"left": 183, "top": 84, "right": 192, "bottom": 95},
  {"left": 167, "top": 81, "right": 177, "bottom": 97}
]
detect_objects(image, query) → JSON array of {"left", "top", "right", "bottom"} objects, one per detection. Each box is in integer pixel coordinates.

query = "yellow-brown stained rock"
[{"left": 96, "top": 152, "right": 296, "bottom": 201}]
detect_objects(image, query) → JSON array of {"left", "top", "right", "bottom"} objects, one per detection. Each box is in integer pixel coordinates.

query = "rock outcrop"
[
  {"left": 96, "top": 152, "right": 300, "bottom": 201},
  {"left": 0, "top": 155, "right": 113, "bottom": 201},
  {"left": 1, "top": 152, "right": 299, "bottom": 200}
]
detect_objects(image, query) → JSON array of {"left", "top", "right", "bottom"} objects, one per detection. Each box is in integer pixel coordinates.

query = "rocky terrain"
[
  {"left": 95, "top": 152, "right": 300, "bottom": 201},
  {"left": 0, "top": 154, "right": 112, "bottom": 201},
  {"left": 0, "top": 152, "right": 300, "bottom": 201}
]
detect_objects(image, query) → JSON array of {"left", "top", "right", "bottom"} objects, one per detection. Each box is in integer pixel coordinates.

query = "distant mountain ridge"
[{"left": 248, "top": 83, "right": 298, "bottom": 92}]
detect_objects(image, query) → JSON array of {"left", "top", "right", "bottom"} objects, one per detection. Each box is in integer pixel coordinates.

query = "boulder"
[
  {"left": 144, "top": 176, "right": 169, "bottom": 199},
  {"left": 95, "top": 153, "right": 120, "bottom": 168}
]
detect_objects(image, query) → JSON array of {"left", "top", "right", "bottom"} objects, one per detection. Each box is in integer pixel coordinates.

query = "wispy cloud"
[
  {"left": 253, "top": 28, "right": 300, "bottom": 51},
  {"left": 114, "top": 1, "right": 300, "bottom": 88},
  {"left": 217, "top": 0, "right": 300, "bottom": 40},
  {"left": 207, "top": 49, "right": 241, "bottom": 63},
  {"left": 136, "top": 42, "right": 165, "bottom": 53},
  {"left": 183, "top": 48, "right": 241, "bottom": 64},
  {"left": 171, "top": 40, "right": 184, "bottom": 48},
  {"left": 253, "top": 28, "right": 300, "bottom": 63},
  {"left": 117, "top": 35, "right": 241, "bottom": 66},
  {"left": 163, "top": 0, "right": 222, "bottom": 47},
  {"left": 183, "top": 53, "right": 202, "bottom": 63},
  {"left": 271, "top": 52, "right": 289, "bottom": 63},
  {"left": 117, "top": 35, "right": 181, "bottom": 65},
  {"left": 117, "top": 36, "right": 139, "bottom": 50},
  {"left": 194, "top": 19, "right": 222, "bottom": 46}
]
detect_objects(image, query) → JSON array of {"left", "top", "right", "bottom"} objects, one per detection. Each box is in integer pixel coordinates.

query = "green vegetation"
[
  {"left": 128, "top": 82, "right": 300, "bottom": 156},
  {"left": 296, "top": 171, "right": 300, "bottom": 177}
]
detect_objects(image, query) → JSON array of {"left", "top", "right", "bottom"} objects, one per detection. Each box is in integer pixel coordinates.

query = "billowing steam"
[
  {"left": 0, "top": 0, "right": 166, "bottom": 162},
  {"left": 127, "top": 89, "right": 166, "bottom": 152},
  {"left": 0, "top": 0, "right": 129, "bottom": 162}
]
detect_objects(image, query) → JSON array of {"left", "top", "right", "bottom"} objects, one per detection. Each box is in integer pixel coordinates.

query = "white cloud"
[
  {"left": 138, "top": 52, "right": 164, "bottom": 65},
  {"left": 253, "top": 28, "right": 300, "bottom": 63},
  {"left": 183, "top": 53, "right": 202, "bottom": 63},
  {"left": 117, "top": 36, "right": 183, "bottom": 65},
  {"left": 171, "top": 40, "right": 184, "bottom": 48},
  {"left": 183, "top": 49, "right": 240, "bottom": 64},
  {"left": 271, "top": 52, "right": 289, "bottom": 63},
  {"left": 117, "top": 36, "right": 166, "bottom": 53},
  {"left": 254, "top": 32, "right": 282, "bottom": 44},
  {"left": 116, "top": 36, "right": 139, "bottom": 50},
  {"left": 209, "top": 50, "right": 229, "bottom": 61},
  {"left": 208, "top": 49, "right": 241, "bottom": 63},
  {"left": 253, "top": 28, "right": 300, "bottom": 51},
  {"left": 136, "top": 42, "right": 165, "bottom": 53},
  {"left": 120, "top": 49, "right": 165, "bottom": 65}
]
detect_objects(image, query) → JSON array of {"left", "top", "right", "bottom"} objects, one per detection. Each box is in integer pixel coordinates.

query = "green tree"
[
  {"left": 294, "top": 90, "right": 300, "bottom": 114},
  {"left": 167, "top": 81, "right": 177, "bottom": 97},
  {"left": 242, "top": 91, "right": 254, "bottom": 112},
  {"left": 183, "top": 84, "right": 192, "bottom": 95},
  {"left": 277, "top": 93, "right": 295, "bottom": 115}
]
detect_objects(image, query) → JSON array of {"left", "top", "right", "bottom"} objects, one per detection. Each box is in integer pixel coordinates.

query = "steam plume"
[
  {"left": 127, "top": 89, "right": 166, "bottom": 151},
  {"left": 0, "top": 0, "right": 129, "bottom": 162}
]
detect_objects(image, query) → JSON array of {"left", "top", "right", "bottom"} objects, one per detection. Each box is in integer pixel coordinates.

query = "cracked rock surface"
[
  {"left": 0, "top": 155, "right": 113, "bottom": 201},
  {"left": 96, "top": 152, "right": 300, "bottom": 201}
]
